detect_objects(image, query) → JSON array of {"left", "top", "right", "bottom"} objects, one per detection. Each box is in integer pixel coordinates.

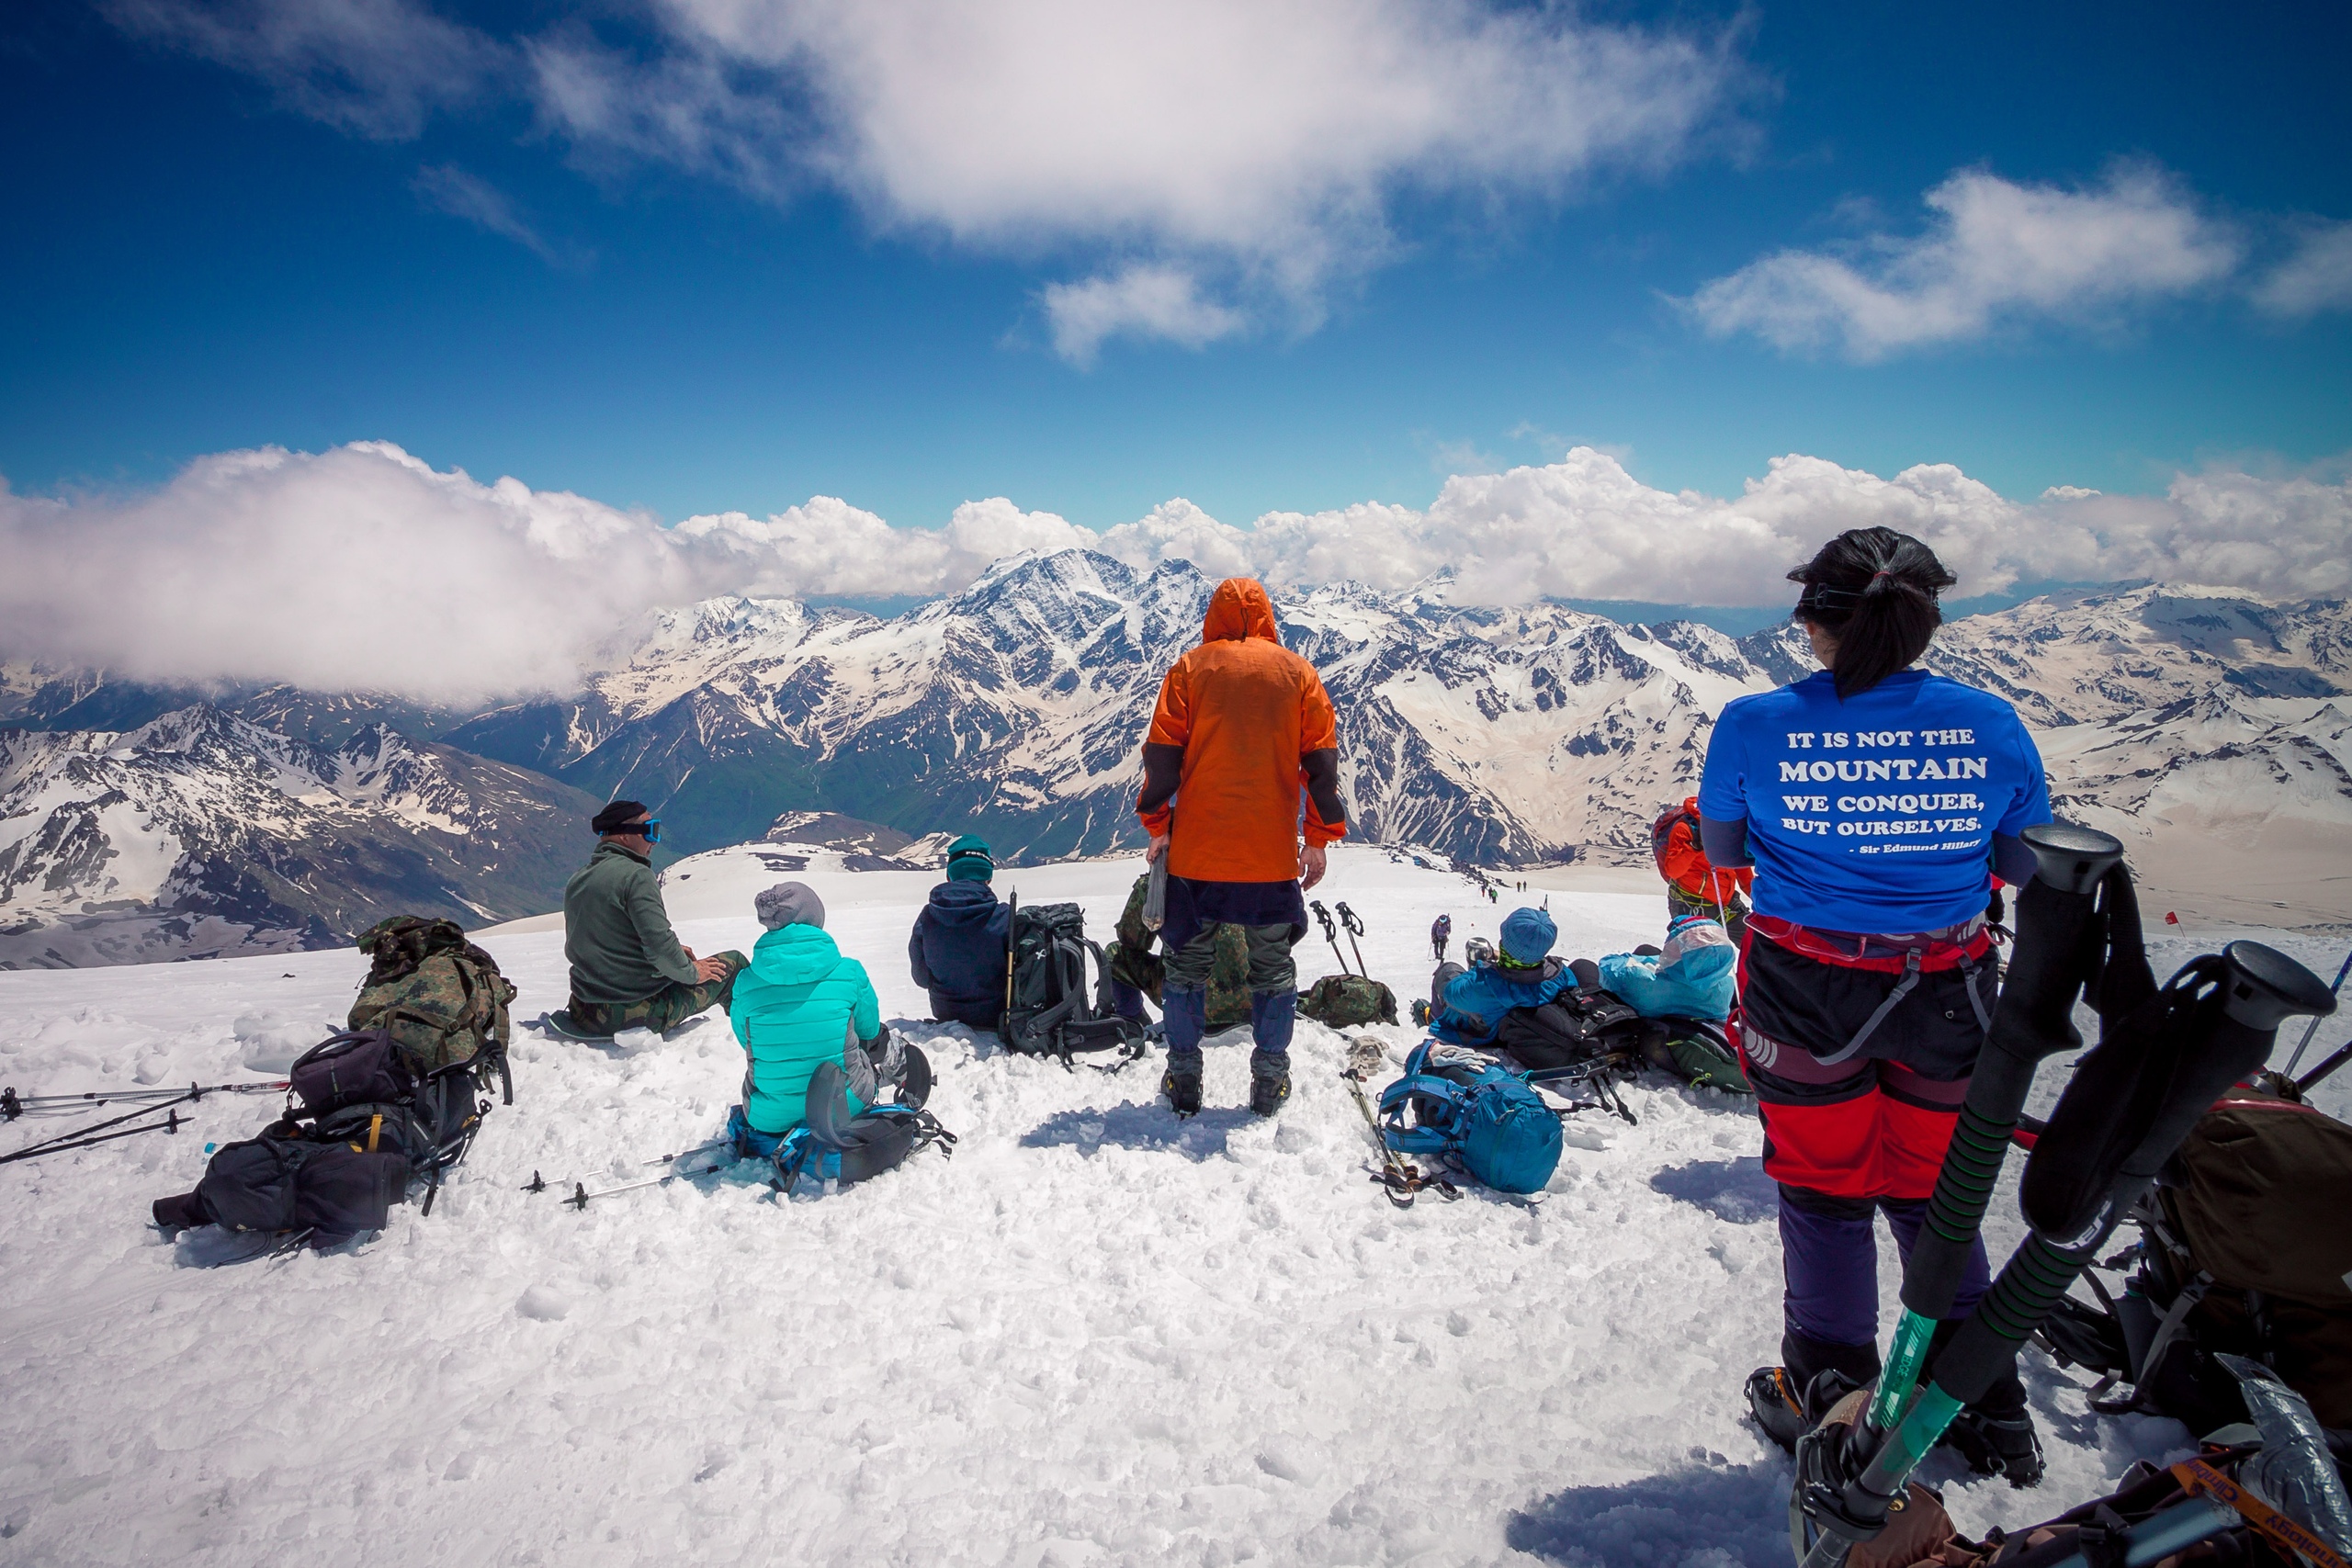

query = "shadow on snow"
[
  {"left": 1649, "top": 1156, "right": 1779, "bottom": 1225},
  {"left": 1506, "top": 1461, "right": 1791, "bottom": 1566}
]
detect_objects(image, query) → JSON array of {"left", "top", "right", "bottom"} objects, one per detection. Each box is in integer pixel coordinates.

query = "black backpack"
[
  {"left": 1490, "top": 986, "right": 1646, "bottom": 1073},
  {"left": 152, "top": 1028, "right": 511, "bottom": 1245},
  {"left": 1001, "top": 902, "right": 1148, "bottom": 1068}
]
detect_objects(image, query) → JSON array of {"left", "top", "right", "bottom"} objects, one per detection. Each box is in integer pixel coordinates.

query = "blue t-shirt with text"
[{"left": 1697, "top": 670, "right": 2049, "bottom": 934}]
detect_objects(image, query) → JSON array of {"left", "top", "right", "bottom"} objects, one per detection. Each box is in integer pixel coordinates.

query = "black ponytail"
[{"left": 1787, "top": 526, "right": 1957, "bottom": 700}]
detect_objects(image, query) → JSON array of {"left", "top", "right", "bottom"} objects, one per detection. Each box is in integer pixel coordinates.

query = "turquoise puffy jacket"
[
  {"left": 1597, "top": 916, "right": 1737, "bottom": 1022},
  {"left": 729, "top": 924, "right": 883, "bottom": 1134}
]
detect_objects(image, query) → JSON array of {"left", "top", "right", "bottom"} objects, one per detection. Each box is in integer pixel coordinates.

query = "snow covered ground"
[{"left": 2, "top": 844, "right": 2346, "bottom": 1566}]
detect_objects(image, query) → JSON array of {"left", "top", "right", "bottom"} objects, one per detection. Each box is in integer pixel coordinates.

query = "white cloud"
[
  {"left": 8, "top": 442, "right": 2343, "bottom": 705},
  {"left": 1040, "top": 266, "right": 1247, "bottom": 366},
  {"left": 104, "top": 0, "right": 505, "bottom": 140},
  {"left": 2253, "top": 220, "right": 2352, "bottom": 317},
  {"left": 1686, "top": 164, "right": 2242, "bottom": 359},
  {"left": 112, "top": 0, "right": 1744, "bottom": 355}
]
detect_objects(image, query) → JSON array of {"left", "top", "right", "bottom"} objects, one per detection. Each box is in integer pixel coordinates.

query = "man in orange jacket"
[{"left": 1137, "top": 578, "right": 1345, "bottom": 1118}]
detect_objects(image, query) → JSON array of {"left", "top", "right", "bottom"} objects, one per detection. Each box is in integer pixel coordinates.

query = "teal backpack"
[{"left": 1377, "top": 1042, "right": 1563, "bottom": 1195}]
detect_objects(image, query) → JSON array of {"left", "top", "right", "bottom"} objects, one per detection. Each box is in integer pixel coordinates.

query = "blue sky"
[{"left": 2, "top": 0, "right": 2347, "bottom": 542}]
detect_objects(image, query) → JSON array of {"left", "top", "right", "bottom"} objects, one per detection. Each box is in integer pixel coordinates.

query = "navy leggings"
[{"left": 1779, "top": 1187, "right": 1991, "bottom": 1348}]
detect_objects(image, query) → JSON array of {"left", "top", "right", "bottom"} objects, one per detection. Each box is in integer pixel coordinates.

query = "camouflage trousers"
[
  {"left": 570, "top": 951, "right": 749, "bottom": 1037},
  {"left": 1104, "top": 929, "right": 1254, "bottom": 1031}
]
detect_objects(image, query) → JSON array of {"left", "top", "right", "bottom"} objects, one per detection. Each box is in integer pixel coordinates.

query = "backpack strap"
[{"left": 1378, "top": 1072, "right": 1475, "bottom": 1156}]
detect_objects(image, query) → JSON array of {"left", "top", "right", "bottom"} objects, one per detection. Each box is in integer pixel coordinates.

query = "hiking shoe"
[
  {"left": 1249, "top": 1069, "right": 1291, "bottom": 1117},
  {"left": 1746, "top": 1365, "right": 1870, "bottom": 1455},
  {"left": 1943, "top": 1406, "right": 2045, "bottom": 1487},
  {"left": 1161, "top": 1065, "right": 1202, "bottom": 1118},
  {"left": 1746, "top": 1366, "right": 1809, "bottom": 1453}
]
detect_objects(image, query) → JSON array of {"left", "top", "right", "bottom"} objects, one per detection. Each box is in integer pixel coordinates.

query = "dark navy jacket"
[{"left": 909, "top": 881, "right": 1012, "bottom": 1029}]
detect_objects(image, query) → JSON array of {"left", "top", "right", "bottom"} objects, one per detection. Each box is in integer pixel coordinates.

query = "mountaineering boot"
[
  {"left": 1748, "top": 1327, "right": 1883, "bottom": 1454},
  {"left": 1162, "top": 987, "right": 1206, "bottom": 1117},
  {"left": 1942, "top": 1404, "right": 2045, "bottom": 1487},
  {"left": 1161, "top": 1061, "right": 1203, "bottom": 1118},
  {"left": 1248, "top": 990, "right": 1295, "bottom": 1116}
]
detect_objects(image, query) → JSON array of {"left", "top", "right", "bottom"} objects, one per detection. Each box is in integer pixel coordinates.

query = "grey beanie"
[{"left": 755, "top": 881, "right": 826, "bottom": 931}]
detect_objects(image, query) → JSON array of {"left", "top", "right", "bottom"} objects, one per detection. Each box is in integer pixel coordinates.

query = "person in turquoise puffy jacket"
[
  {"left": 1597, "top": 913, "right": 1736, "bottom": 1022},
  {"left": 729, "top": 881, "right": 901, "bottom": 1142}
]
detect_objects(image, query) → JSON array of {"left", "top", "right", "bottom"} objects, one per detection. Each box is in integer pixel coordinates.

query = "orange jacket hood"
[{"left": 1201, "top": 579, "right": 1279, "bottom": 644}]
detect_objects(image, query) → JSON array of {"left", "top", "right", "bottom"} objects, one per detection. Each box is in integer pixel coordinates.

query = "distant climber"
[
  {"left": 908, "top": 834, "right": 1012, "bottom": 1031},
  {"left": 1430, "top": 913, "right": 1452, "bottom": 963},
  {"left": 561, "top": 801, "right": 746, "bottom": 1036},
  {"left": 1137, "top": 578, "right": 1346, "bottom": 1118}
]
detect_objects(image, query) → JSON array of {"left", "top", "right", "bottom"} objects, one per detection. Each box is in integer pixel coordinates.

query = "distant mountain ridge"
[
  {"left": 5, "top": 557, "right": 2346, "bottom": 964},
  {"left": 0, "top": 705, "right": 599, "bottom": 968}
]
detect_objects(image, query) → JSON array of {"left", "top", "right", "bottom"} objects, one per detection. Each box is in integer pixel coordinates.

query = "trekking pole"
[
  {"left": 2295, "top": 1036, "right": 2352, "bottom": 1097},
  {"left": 2, "top": 1079, "right": 288, "bottom": 1122},
  {"left": 1310, "top": 901, "right": 1351, "bottom": 976},
  {"left": 2, "top": 1080, "right": 289, "bottom": 1165},
  {"left": 2279, "top": 942, "right": 2352, "bottom": 1078},
  {"left": 1795, "top": 940, "right": 2335, "bottom": 1568},
  {"left": 521, "top": 1136, "right": 735, "bottom": 1194},
  {"left": 1005, "top": 888, "right": 1019, "bottom": 1018},
  {"left": 1336, "top": 902, "right": 1369, "bottom": 976},
  {"left": 1857, "top": 824, "right": 2127, "bottom": 1443}
]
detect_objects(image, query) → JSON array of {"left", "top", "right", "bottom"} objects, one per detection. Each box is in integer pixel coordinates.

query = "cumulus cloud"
[
  {"left": 0, "top": 444, "right": 707, "bottom": 706},
  {"left": 1686, "top": 164, "right": 2242, "bottom": 358},
  {"left": 103, "top": 0, "right": 506, "bottom": 140},
  {"left": 9, "top": 442, "right": 2346, "bottom": 705},
  {"left": 112, "top": 0, "right": 1745, "bottom": 358},
  {"left": 2253, "top": 220, "right": 2352, "bottom": 317}
]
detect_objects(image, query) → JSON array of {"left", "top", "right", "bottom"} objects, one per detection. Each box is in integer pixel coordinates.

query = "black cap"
[{"left": 592, "top": 800, "right": 652, "bottom": 835}]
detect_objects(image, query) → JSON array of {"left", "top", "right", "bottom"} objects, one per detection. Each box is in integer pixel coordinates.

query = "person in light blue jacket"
[
  {"left": 1597, "top": 913, "right": 1736, "bottom": 1022},
  {"left": 727, "top": 882, "right": 904, "bottom": 1151}
]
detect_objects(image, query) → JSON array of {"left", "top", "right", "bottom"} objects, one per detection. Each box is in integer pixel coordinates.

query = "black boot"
[
  {"left": 1747, "top": 1327, "right": 1882, "bottom": 1453},
  {"left": 1923, "top": 1321, "right": 2044, "bottom": 1485},
  {"left": 1161, "top": 1058, "right": 1203, "bottom": 1118},
  {"left": 1248, "top": 1065, "right": 1290, "bottom": 1117}
]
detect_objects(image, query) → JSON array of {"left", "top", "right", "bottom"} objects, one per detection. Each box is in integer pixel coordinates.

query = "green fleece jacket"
[{"left": 563, "top": 841, "right": 697, "bottom": 1005}]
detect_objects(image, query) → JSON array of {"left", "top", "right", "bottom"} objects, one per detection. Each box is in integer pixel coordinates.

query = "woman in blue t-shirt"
[{"left": 1697, "top": 526, "right": 2052, "bottom": 1483}]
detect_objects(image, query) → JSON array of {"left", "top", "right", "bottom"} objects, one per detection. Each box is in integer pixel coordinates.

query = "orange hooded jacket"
[
  {"left": 1653, "top": 795, "right": 1753, "bottom": 904},
  {"left": 1136, "top": 579, "right": 1345, "bottom": 884}
]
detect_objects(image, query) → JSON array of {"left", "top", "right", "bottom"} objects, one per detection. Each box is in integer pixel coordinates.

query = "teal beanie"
[{"left": 945, "top": 834, "right": 994, "bottom": 883}]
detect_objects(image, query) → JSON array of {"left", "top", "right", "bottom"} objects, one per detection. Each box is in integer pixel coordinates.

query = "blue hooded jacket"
[
  {"left": 1598, "top": 914, "right": 1737, "bottom": 1021},
  {"left": 1430, "top": 908, "right": 1579, "bottom": 1046},
  {"left": 909, "top": 880, "right": 1012, "bottom": 1029}
]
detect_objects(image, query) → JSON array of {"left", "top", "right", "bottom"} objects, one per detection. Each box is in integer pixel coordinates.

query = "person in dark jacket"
[
  {"left": 1430, "top": 913, "right": 1452, "bottom": 962},
  {"left": 561, "top": 800, "right": 746, "bottom": 1035},
  {"left": 908, "top": 834, "right": 1012, "bottom": 1030}
]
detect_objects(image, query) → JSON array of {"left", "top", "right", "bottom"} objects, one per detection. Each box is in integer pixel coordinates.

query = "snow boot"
[
  {"left": 1247, "top": 990, "right": 1295, "bottom": 1116},
  {"left": 1942, "top": 1404, "right": 2046, "bottom": 1488},
  {"left": 1249, "top": 1066, "right": 1290, "bottom": 1117},
  {"left": 1162, "top": 1061, "right": 1203, "bottom": 1118},
  {"left": 1748, "top": 1327, "right": 1882, "bottom": 1453}
]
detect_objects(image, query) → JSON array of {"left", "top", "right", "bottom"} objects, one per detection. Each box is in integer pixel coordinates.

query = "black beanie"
[{"left": 592, "top": 800, "right": 651, "bottom": 835}]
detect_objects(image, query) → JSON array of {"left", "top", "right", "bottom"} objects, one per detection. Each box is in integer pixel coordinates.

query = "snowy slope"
[
  {"left": 0, "top": 705, "right": 600, "bottom": 969},
  {"left": 4, "top": 849, "right": 2345, "bottom": 1565}
]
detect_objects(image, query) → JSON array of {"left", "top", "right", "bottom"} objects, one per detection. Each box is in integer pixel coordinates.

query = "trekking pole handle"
[
  {"left": 1338, "top": 903, "right": 1363, "bottom": 936},
  {"left": 1311, "top": 901, "right": 1337, "bottom": 940},
  {"left": 2217, "top": 940, "right": 2336, "bottom": 1033},
  {"left": 2020, "top": 821, "right": 2125, "bottom": 896},
  {"left": 2280, "top": 942, "right": 2352, "bottom": 1077}
]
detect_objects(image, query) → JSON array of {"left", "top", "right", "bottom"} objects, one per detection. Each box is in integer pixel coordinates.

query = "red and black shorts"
[{"left": 1735, "top": 921, "right": 1996, "bottom": 1202}]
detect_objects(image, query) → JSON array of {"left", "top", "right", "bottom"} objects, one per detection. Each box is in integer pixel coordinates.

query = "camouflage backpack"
[
  {"left": 1102, "top": 873, "right": 1253, "bottom": 1031},
  {"left": 1298, "top": 973, "right": 1398, "bottom": 1029},
  {"left": 349, "top": 916, "right": 517, "bottom": 1073}
]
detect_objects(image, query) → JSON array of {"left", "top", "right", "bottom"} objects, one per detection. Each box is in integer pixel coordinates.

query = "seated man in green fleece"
[{"left": 560, "top": 800, "right": 748, "bottom": 1036}]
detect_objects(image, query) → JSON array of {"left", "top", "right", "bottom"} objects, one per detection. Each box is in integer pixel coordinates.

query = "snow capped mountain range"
[
  {"left": 4, "top": 553, "right": 2346, "bottom": 964},
  {"left": 0, "top": 705, "right": 597, "bottom": 968}
]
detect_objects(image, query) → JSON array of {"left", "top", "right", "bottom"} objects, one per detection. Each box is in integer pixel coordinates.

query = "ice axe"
[
  {"left": 1310, "top": 900, "right": 1353, "bottom": 977},
  {"left": 1335, "top": 901, "right": 1369, "bottom": 976}
]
